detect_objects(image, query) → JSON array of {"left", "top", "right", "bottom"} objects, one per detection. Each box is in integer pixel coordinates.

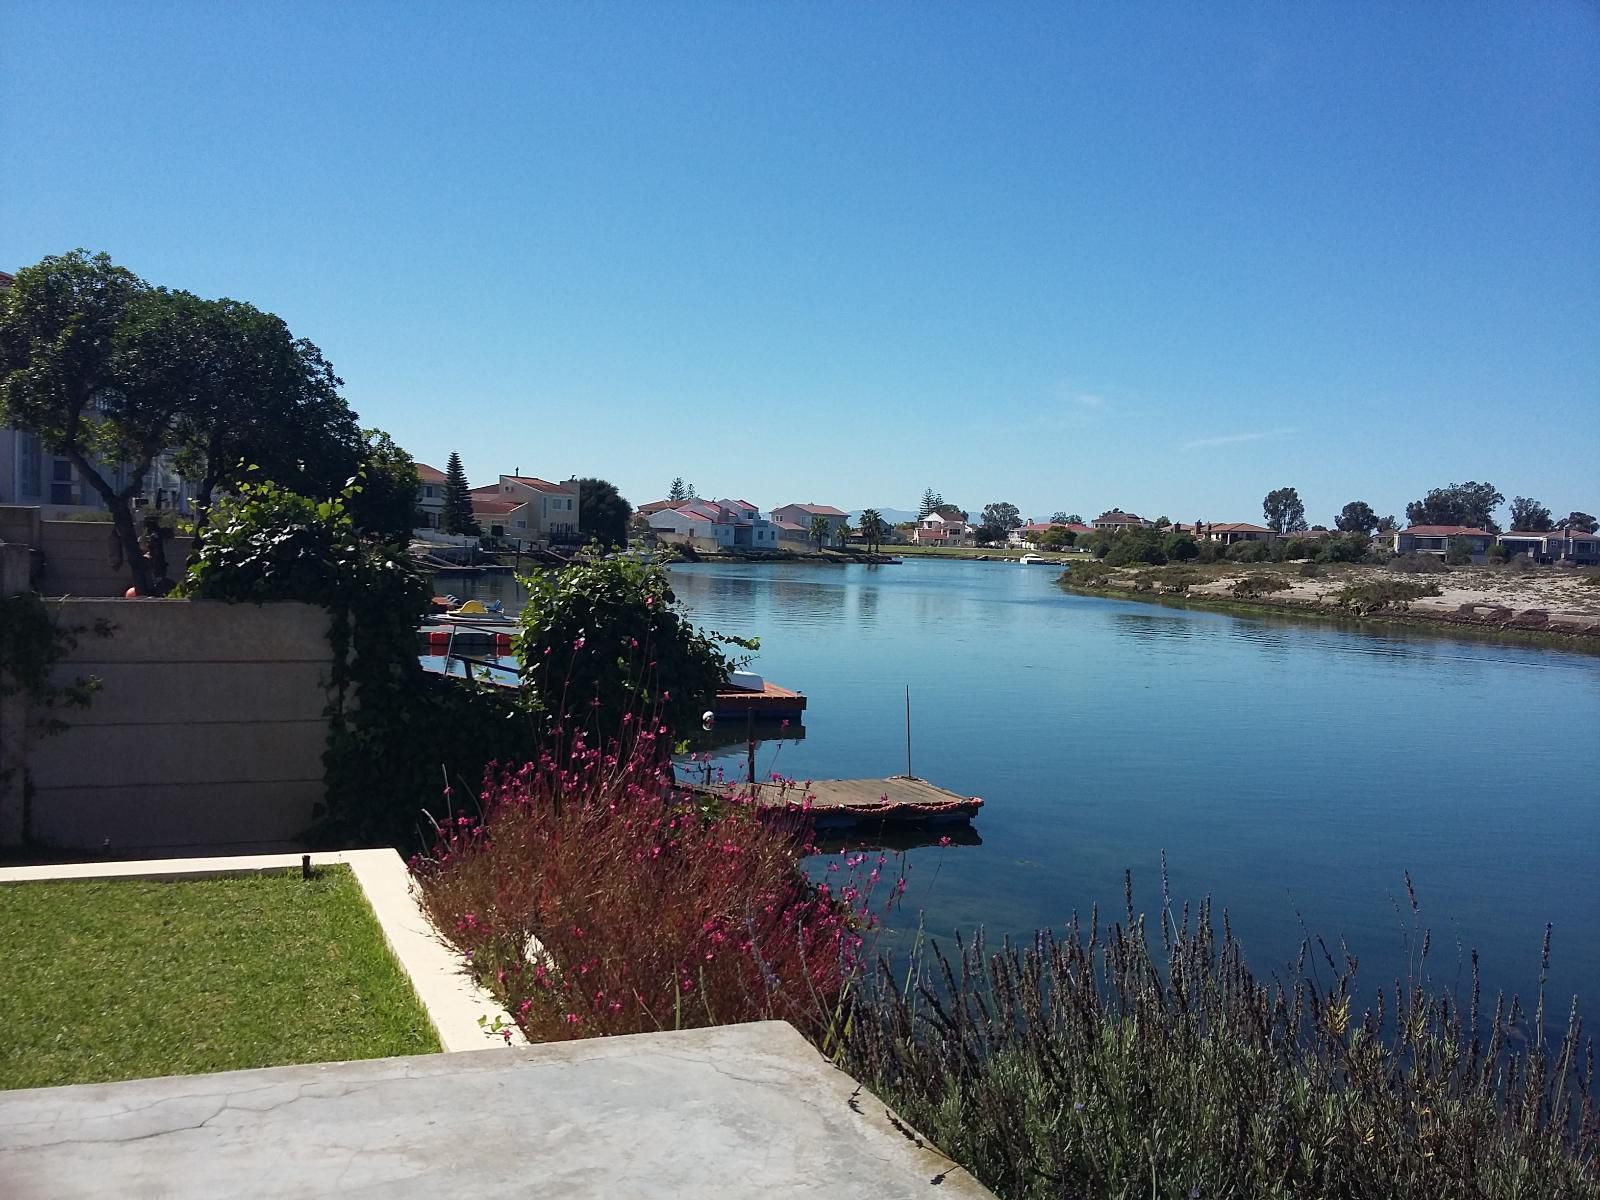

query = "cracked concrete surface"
[{"left": 0, "top": 1021, "right": 991, "bottom": 1198}]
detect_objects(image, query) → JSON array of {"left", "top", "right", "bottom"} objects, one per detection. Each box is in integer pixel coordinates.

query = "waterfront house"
[
  {"left": 414, "top": 463, "right": 447, "bottom": 529},
  {"left": 1091, "top": 510, "right": 1153, "bottom": 532},
  {"left": 1009, "top": 522, "right": 1090, "bottom": 548},
  {"left": 771, "top": 503, "right": 850, "bottom": 546},
  {"left": 648, "top": 499, "right": 783, "bottom": 551},
  {"left": 1201, "top": 522, "right": 1277, "bottom": 546},
  {"left": 911, "top": 511, "right": 974, "bottom": 547},
  {"left": 467, "top": 475, "right": 583, "bottom": 547},
  {"left": 772, "top": 518, "right": 811, "bottom": 545},
  {"left": 1392, "top": 525, "right": 1494, "bottom": 562},
  {"left": 1497, "top": 528, "right": 1600, "bottom": 565}
]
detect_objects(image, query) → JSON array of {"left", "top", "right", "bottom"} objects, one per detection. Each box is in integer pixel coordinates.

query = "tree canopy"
[
  {"left": 809, "top": 513, "right": 832, "bottom": 549},
  {"left": 667, "top": 477, "right": 689, "bottom": 502},
  {"left": 1406, "top": 481, "right": 1504, "bottom": 532},
  {"left": 1335, "top": 500, "right": 1379, "bottom": 535},
  {"left": 978, "top": 501, "right": 1023, "bottom": 543},
  {"left": 346, "top": 429, "right": 421, "bottom": 544},
  {"left": 1509, "top": 497, "right": 1553, "bottom": 532},
  {"left": 1262, "top": 487, "right": 1308, "bottom": 535},
  {"left": 1559, "top": 511, "right": 1598, "bottom": 534},
  {"left": 919, "top": 489, "right": 944, "bottom": 518},
  {"left": 575, "top": 477, "right": 633, "bottom": 548}
]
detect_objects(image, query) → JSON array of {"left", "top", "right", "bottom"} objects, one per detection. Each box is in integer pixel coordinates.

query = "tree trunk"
[
  {"left": 188, "top": 471, "right": 219, "bottom": 562},
  {"left": 66, "top": 449, "right": 152, "bottom": 594}
]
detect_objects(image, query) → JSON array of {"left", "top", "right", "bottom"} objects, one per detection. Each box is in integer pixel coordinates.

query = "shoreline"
[{"left": 1057, "top": 577, "right": 1600, "bottom": 654}]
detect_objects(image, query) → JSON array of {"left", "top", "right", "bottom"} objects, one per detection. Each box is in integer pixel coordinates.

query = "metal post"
[
  {"left": 905, "top": 685, "right": 913, "bottom": 779},
  {"left": 746, "top": 709, "right": 756, "bottom": 785}
]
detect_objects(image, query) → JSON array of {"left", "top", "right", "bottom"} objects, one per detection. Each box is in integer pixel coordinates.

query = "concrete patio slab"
[{"left": 0, "top": 1021, "right": 990, "bottom": 1198}]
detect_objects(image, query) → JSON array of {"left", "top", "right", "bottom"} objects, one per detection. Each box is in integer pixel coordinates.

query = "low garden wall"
[
  {"left": 0, "top": 506, "right": 194, "bottom": 597},
  {"left": 0, "top": 596, "right": 332, "bottom": 851}
]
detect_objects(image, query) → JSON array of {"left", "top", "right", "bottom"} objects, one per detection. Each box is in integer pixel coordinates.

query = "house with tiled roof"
[
  {"left": 1495, "top": 528, "right": 1599, "bottom": 565},
  {"left": 1091, "top": 510, "right": 1153, "bottom": 532},
  {"left": 414, "top": 463, "right": 448, "bottom": 529},
  {"left": 463, "top": 473, "right": 583, "bottom": 546},
  {"left": 1199, "top": 522, "right": 1277, "bottom": 546},
  {"left": 1393, "top": 525, "right": 1494, "bottom": 562},
  {"left": 1008, "top": 521, "right": 1090, "bottom": 549},
  {"left": 771, "top": 503, "right": 850, "bottom": 547},
  {"left": 648, "top": 499, "right": 782, "bottom": 551},
  {"left": 910, "top": 510, "right": 973, "bottom": 547}
]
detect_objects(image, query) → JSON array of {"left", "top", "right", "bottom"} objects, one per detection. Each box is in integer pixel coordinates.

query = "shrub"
[
  {"left": 514, "top": 554, "right": 754, "bottom": 742},
  {"left": 1231, "top": 574, "right": 1291, "bottom": 598},
  {"left": 1336, "top": 578, "right": 1443, "bottom": 613},
  {"left": 1226, "top": 540, "right": 1271, "bottom": 563},
  {"left": 1299, "top": 561, "right": 1322, "bottom": 578},
  {"left": 1196, "top": 539, "right": 1223, "bottom": 564},
  {"left": 413, "top": 731, "right": 879, "bottom": 1043},
  {"left": 1060, "top": 560, "right": 1113, "bottom": 587},
  {"left": 842, "top": 881, "right": 1598, "bottom": 1200},
  {"left": 1445, "top": 538, "right": 1477, "bottom": 565},
  {"left": 1320, "top": 532, "right": 1371, "bottom": 563},
  {"left": 1280, "top": 536, "right": 1321, "bottom": 560},
  {"left": 1507, "top": 552, "right": 1536, "bottom": 573},
  {"left": 1104, "top": 527, "right": 1167, "bottom": 567},
  {"left": 1389, "top": 553, "right": 1449, "bottom": 574},
  {"left": 1162, "top": 531, "right": 1199, "bottom": 561}
]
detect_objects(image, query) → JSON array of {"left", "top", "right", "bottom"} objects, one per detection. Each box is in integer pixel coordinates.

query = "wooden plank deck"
[
  {"left": 713, "top": 681, "right": 807, "bottom": 720},
  {"left": 681, "top": 776, "right": 982, "bottom": 828}
]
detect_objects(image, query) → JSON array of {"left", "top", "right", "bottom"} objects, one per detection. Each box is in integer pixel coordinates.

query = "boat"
[{"left": 1019, "top": 553, "right": 1051, "bottom": 565}]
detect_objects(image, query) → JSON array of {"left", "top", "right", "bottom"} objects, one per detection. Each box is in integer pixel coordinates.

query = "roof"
[
  {"left": 1209, "top": 522, "right": 1275, "bottom": 534},
  {"left": 472, "top": 499, "right": 521, "bottom": 516},
  {"left": 779, "top": 503, "right": 848, "bottom": 517},
  {"left": 0, "top": 271, "right": 13, "bottom": 289},
  {"left": 1093, "top": 511, "right": 1145, "bottom": 524},
  {"left": 636, "top": 499, "right": 679, "bottom": 515},
  {"left": 1401, "top": 526, "right": 1492, "bottom": 537},
  {"left": 1504, "top": 528, "right": 1600, "bottom": 541},
  {"left": 503, "top": 475, "right": 576, "bottom": 495},
  {"left": 416, "top": 463, "right": 448, "bottom": 484},
  {"left": 771, "top": 519, "right": 807, "bottom": 531},
  {"left": 470, "top": 483, "right": 501, "bottom": 496},
  {"left": 1016, "top": 522, "right": 1076, "bottom": 534}
]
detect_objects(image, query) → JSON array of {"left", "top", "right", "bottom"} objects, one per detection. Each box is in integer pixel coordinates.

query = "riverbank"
[{"left": 1057, "top": 559, "right": 1600, "bottom": 649}]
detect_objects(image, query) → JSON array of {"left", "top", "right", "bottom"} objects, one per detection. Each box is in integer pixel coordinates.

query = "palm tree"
[
  {"left": 859, "top": 509, "right": 886, "bottom": 553},
  {"left": 809, "top": 513, "right": 831, "bottom": 551}
]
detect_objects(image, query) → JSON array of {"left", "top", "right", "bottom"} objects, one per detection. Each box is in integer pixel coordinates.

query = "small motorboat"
[{"left": 1019, "top": 553, "right": 1050, "bottom": 565}]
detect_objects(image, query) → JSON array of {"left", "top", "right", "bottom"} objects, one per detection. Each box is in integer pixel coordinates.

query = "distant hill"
[{"left": 850, "top": 507, "right": 917, "bottom": 525}]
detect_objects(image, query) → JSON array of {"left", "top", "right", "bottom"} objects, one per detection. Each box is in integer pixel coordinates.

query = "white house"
[
  {"left": 649, "top": 499, "right": 782, "bottom": 550},
  {"left": 911, "top": 512, "right": 973, "bottom": 547},
  {"left": 414, "top": 463, "right": 447, "bottom": 529},
  {"left": 1091, "top": 510, "right": 1152, "bottom": 532},
  {"left": 770, "top": 503, "right": 850, "bottom": 546}
]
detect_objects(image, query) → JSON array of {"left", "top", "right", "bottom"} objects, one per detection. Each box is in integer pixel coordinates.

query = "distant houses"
[
  {"left": 648, "top": 498, "right": 783, "bottom": 551},
  {"left": 770, "top": 503, "right": 850, "bottom": 545},
  {"left": 911, "top": 510, "right": 974, "bottom": 547},
  {"left": 1091, "top": 510, "right": 1152, "bottom": 532},
  {"left": 464, "top": 475, "right": 582, "bottom": 546},
  {"left": 1392, "top": 525, "right": 1494, "bottom": 563}
]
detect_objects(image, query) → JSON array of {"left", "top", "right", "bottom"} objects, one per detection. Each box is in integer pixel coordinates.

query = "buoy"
[
  {"left": 494, "top": 633, "right": 513, "bottom": 654},
  {"left": 124, "top": 587, "right": 140, "bottom": 599}
]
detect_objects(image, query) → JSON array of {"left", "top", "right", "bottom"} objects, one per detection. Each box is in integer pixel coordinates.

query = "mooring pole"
[
  {"left": 746, "top": 708, "right": 756, "bottom": 784},
  {"left": 905, "top": 684, "right": 913, "bottom": 779}
]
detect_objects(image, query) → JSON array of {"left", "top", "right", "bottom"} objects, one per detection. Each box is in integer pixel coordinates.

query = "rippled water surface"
[{"left": 447, "top": 559, "right": 1600, "bottom": 1004}]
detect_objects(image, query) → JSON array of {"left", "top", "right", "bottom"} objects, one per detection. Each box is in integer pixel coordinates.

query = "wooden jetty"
[
  {"left": 713, "top": 680, "right": 807, "bottom": 721},
  {"left": 681, "top": 775, "right": 982, "bottom": 829}
]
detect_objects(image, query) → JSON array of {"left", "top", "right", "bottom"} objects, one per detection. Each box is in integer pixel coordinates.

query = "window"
[
  {"left": 424, "top": 486, "right": 434, "bottom": 498},
  {"left": 19, "top": 435, "right": 41, "bottom": 498}
]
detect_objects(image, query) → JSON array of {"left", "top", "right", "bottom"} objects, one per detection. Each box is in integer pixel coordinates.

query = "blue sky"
[{"left": 4, "top": 3, "right": 1596, "bottom": 525}]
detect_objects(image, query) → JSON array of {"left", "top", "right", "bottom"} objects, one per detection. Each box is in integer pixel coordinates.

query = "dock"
[
  {"left": 680, "top": 776, "right": 982, "bottom": 830},
  {"left": 713, "top": 681, "right": 807, "bottom": 721}
]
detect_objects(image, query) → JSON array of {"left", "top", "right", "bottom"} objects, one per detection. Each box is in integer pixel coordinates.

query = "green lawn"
[{"left": 0, "top": 867, "right": 439, "bottom": 1090}]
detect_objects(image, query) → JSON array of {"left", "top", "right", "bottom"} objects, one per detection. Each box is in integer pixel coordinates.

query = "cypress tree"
[{"left": 444, "top": 451, "right": 476, "bottom": 534}]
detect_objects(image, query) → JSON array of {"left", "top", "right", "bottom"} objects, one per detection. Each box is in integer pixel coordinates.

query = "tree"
[
  {"left": 1153, "top": 515, "right": 1171, "bottom": 529},
  {"left": 347, "top": 429, "right": 422, "bottom": 544},
  {"left": 686, "top": 483, "right": 698, "bottom": 499},
  {"left": 858, "top": 509, "right": 886, "bottom": 553},
  {"left": 981, "top": 501, "right": 1022, "bottom": 534},
  {"left": 809, "top": 513, "right": 831, "bottom": 550},
  {"left": 0, "top": 251, "right": 171, "bottom": 592},
  {"left": 834, "top": 515, "right": 852, "bottom": 548},
  {"left": 1559, "top": 511, "right": 1598, "bottom": 533},
  {"left": 164, "top": 295, "right": 362, "bottom": 542},
  {"left": 1405, "top": 481, "right": 1504, "bottom": 532},
  {"left": 919, "top": 489, "right": 944, "bottom": 519},
  {"left": 1377, "top": 514, "right": 1399, "bottom": 533},
  {"left": 575, "top": 478, "right": 632, "bottom": 549},
  {"left": 668, "top": 477, "right": 688, "bottom": 502},
  {"left": 1262, "top": 487, "right": 1307, "bottom": 535},
  {"left": 1061, "top": 513, "right": 1084, "bottom": 525},
  {"left": 1034, "top": 526, "right": 1076, "bottom": 551},
  {"left": 1163, "top": 531, "right": 1199, "bottom": 561},
  {"left": 443, "top": 452, "right": 477, "bottom": 535},
  {"left": 1335, "top": 501, "right": 1379, "bottom": 535},
  {"left": 514, "top": 554, "right": 754, "bottom": 741},
  {"left": 1509, "top": 497, "right": 1554, "bottom": 532}
]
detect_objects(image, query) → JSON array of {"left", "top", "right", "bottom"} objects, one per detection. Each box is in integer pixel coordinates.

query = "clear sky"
[{"left": 4, "top": 3, "right": 1596, "bottom": 525}]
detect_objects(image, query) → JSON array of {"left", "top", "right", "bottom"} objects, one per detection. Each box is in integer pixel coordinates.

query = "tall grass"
[{"left": 841, "top": 871, "right": 1597, "bottom": 1199}]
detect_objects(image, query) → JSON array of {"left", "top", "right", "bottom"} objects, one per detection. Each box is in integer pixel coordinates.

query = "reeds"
[{"left": 840, "top": 871, "right": 1598, "bottom": 1199}]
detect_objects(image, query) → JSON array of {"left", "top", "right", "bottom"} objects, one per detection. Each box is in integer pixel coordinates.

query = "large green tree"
[
  {"left": 668, "top": 477, "right": 689, "bottom": 502},
  {"left": 980, "top": 501, "right": 1023, "bottom": 539},
  {"left": 1406, "top": 481, "right": 1504, "bottom": 532},
  {"left": 347, "top": 429, "right": 421, "bottom": 544},
  {"left": 1262, "top": 487, "right": 1308, "bottom": 535},
  {"left": 575, "top": 477, "right": 632, "bottom": 548},
  {"left": 1335, "top": 500, "right": 1379, "bottom": 535},
  {"left": 1558, "top": 511, "right": 1598, "bottom": 534},
  {"left": 1, "top": 251, "right": 172, "bottom": 591},
  {"left": 1509, "top": 496, "right": 1554, "bottom": 532},
  {"left": 919, "top": 488, "right": 944, "bottom": 518},
  {"left": 443, "top": 451, "right": 477, "bottom": 535}
]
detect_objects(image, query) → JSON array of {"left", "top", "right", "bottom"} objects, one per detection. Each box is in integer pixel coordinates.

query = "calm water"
[{"left": 442, "top": 560, "right": 1600, "bottom": 1005}]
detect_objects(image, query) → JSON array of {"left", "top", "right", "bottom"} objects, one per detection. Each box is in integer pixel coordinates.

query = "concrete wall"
[
  {"left": 0, "top": 598, "right": 332, "bottom": 851},
  {"left": 0, "top": 506, "right": 194, "bottom": 596}
]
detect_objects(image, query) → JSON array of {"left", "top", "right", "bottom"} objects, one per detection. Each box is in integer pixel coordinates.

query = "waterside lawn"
[{"left": 0, "top": 867, "right": 439, "bottom": 1090}]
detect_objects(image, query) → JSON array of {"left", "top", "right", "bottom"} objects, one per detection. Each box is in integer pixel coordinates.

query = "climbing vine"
[
  {"left": 0, "top": 592, "right": 110, "bottom": 734},
  {"left": 182, "top": 478, "right": 536, "bottom": 847}
]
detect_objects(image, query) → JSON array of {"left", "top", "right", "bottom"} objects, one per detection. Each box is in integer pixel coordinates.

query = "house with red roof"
[
  {"left": 910, "top": 510, "right": 974, "bottom": 547},
  {"left": 414, "top": 463, "right": 448, "bottom": 529},
  {"left": 461, "top": 474, "right": 583, "bottom": 546},
  {"left": 1199, "top": 522, "right": 1277, "bottom": 546},
  {"left": 1494, "top": 528, "right": 1599, "bottom": 565},
  {"left": 647, "top": 498, "right": 782, "bottom": 551},
  {"left": 1091, "top": 510, "right": 1153, "bottom": 532},
  {"left": 771, "top": 503, "right": 851, "bottom": 547},
  {"left": 1392, "top": 525, "right": 1494, "bottom": 562}
]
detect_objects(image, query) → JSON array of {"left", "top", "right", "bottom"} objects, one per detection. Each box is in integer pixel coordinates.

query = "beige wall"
[
  {"left": 0, "top": 506, "right": 194, "bottom": 596},
  {"left": 0, "top": 599, "right": 332, "bottom": 851}
]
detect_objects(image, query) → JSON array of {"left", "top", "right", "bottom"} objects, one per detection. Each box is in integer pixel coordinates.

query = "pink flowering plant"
[{"left": 411, "top": 714, "right": 890, "bottom": 1043}]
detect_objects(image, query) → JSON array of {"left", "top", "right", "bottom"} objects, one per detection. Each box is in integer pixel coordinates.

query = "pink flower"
[
  {"left": 938, "top": 836, "right": 953, "bottom": 847},
  {"left": 573, "top": 636, "right": 586, "bottom": 650}
]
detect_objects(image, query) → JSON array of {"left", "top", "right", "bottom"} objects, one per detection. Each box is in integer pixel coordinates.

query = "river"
[{"left": 440, "top": 558, "right": 1600, "bottom": 1006}]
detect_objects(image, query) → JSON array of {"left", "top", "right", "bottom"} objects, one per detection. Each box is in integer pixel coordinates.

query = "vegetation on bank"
[
  {"left": 0, "top": 868, "right": 438, "bottom": 1089},
  {"left": 841, "top": 879, "right": 1598, "bottom": 1199}
]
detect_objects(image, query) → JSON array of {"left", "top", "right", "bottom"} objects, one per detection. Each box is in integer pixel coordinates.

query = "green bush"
[
  {"left": 1104, "top": 527, "right": 1167, "bottom": 566},
  {"left": 1162, "top": 531, "right": 1199, "bottom": 561},
  {"left": 1336, "top": 578, "right": 1443, "bottom": 614},
  {"left": 1320, "top": 532, "right": 1371, "bottom": 563},
  {"left": 1445, "top": 538, "right": 1477, "bottom": 565},
  {"left": 1225, "top": 539, "right": 1271, "bottom": 563},
  {"left": 1299, "top": 561, "right": 1322, "bottom": 578},
  {"left": 1060, "top": 560, "right": 1113, "bottom": 587},
  {"left": 1231, "top": 574, "right": 1292, "bottom": 598},
  {"left": 1389, "top": 553, "right": 1449, "bottom": 574}
]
